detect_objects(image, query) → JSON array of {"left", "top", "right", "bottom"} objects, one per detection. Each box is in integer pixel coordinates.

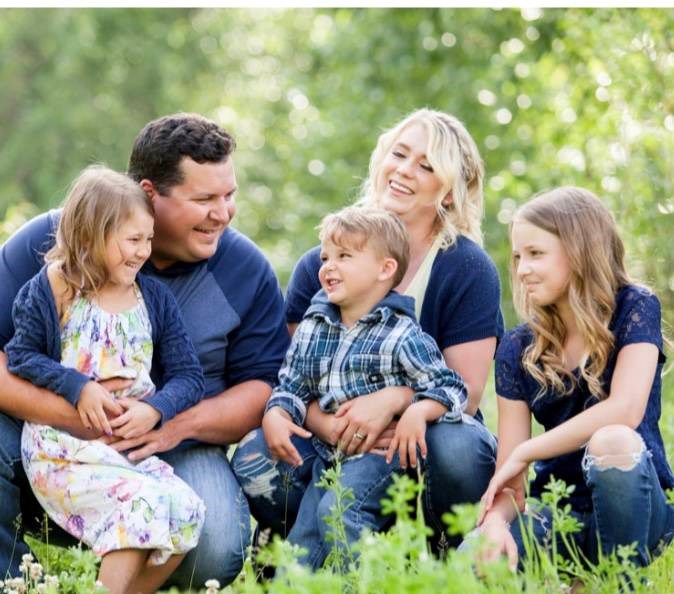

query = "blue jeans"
[
  {"left": 509, "top": 448, "right": 674, "bottom": 568},
  {"left": 159, "top": 445, "right": 251, "bottom": 589},
  {"left": 232, "top": 416, "right": 496, "bottom": 548},
  {"left": 0, "top": 413, "right": 30, "bottom": 578},
  {"left": 0, "top": 411, "right": 250, "bottom": 587},
  {"left": 288, "top": 447, "right": 400, "bottom": 570}
]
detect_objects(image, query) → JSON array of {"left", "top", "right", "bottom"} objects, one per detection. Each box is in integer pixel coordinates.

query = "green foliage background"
[{"left": 1, "top": 7, "right": 672, "bottom": 330}]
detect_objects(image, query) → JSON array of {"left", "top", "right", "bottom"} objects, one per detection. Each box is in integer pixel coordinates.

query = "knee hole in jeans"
[{"left": 584, "top": 425, "right": 646, "bottom": 471}]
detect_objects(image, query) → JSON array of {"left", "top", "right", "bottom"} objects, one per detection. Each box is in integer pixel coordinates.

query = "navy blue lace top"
[{"left": 495, "top": 284, "right": 672, "bottom": 511}]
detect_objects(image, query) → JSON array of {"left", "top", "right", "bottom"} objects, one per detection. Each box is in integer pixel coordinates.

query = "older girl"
[
  {"left": 478, "top": 187, "right": 674, "bottom": 569},
  {"left": 234, "top": 108, "right": 503, "bottom": 549}
]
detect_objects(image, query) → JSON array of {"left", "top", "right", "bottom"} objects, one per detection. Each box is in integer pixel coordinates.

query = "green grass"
[{"left": 7, "top": 374, "right": 674, "bottom": 594}]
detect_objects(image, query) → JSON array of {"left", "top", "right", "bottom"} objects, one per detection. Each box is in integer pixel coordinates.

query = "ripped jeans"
[
  {"left": 231, "top": 416, "right": 496, "bottom": 549},
  {"left": 508, "top": 445, "right": 674, "bottom": 567}
]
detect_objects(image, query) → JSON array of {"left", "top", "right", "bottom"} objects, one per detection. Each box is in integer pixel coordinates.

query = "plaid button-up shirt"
[{"left": 266, "top": 291, "right": 467, "bottom": 450}]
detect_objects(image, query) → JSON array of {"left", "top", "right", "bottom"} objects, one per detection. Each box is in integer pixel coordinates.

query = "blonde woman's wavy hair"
[
  {"left": 512, "top": 187, "right": 631, "bottom": 401},
  {"left": 45, "top": 164, "right": 153, "bottom": 300},
  {"left": 359, "top": 108, "right": 485, "bottom": 248}
]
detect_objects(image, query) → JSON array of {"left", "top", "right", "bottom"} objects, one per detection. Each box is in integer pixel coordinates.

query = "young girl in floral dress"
[{"left": 5, "top": 165, "right": 206, "bottom": 594}]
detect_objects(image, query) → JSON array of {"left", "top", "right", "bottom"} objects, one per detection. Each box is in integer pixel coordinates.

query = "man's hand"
[
  {"left": 109, "top": 398, "right": 161, "bottom": 439},
  {"left": 106, "top": 423, "right": 182, "bottom": 462},
  {"left": 261, "top": 407, "right": 312, "bottom": 467}
]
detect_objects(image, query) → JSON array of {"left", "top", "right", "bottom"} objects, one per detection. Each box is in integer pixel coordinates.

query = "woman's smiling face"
[{"left": 377, "top": 123, "right": 444, "bottom": 229}]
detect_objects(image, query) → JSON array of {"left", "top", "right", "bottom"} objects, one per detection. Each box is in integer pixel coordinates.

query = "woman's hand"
[
  {"left": 335, "top": 386, "right": 413, "bottom": 456},
  {"left": 305, "top": 401, "right": 348, "bottom": 446},
  {"left": 109, "top": 398, "right": 161, "bottom": 439}
]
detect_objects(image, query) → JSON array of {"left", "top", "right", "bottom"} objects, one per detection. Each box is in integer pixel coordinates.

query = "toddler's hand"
[
  {"left": 262, "top": 407, "right": 311, "bottom": 467},
  {"left": 109, "top": 398, "right": 161, "bottom": 439},
  {"left": 77, "top": 381, "right": 123, "bottom": 436},
  {"left": 386, "top": 403, "right": 428, "bottom": 469}
]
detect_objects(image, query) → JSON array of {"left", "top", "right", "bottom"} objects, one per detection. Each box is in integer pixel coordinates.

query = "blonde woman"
[
  {"left": 233, "top": 109, "right": 503, "bottom": 550},
  {"left": 477, "top": 187, "right": 674, "bottom": 569}
]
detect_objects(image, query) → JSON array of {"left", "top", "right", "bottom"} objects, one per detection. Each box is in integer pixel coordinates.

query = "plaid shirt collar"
[{"left": 305, "top": 289, "right": 417, "bottom": 327}]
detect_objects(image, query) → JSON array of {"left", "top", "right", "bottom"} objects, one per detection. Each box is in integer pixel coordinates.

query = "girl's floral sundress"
[{"left": 21, "top": 288, "right": 205, "bottom": 565}]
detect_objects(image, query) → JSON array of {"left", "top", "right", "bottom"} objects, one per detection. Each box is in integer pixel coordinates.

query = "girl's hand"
[
  {"left": 476, "top": 515, "right": 519, "bottom": 571},
  {"left": 262, "top": 407, "right": 312, "bottom": 467},
  {"left": 479, "top": 448, "right": 529, "bottom": 519},
  {"left": 109, "top": 398, "right": 161, "bottom": 439},
  {"left": 386, "top": 404, "right": 427, "bottom": 468},
  {"left": 77, "top": 381, "right": 123, "bottom": 436}
]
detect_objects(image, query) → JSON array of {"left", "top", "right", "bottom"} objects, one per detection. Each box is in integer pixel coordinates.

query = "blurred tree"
[{"left": 1, "top": 8, "right": 672, "bottom": 324}]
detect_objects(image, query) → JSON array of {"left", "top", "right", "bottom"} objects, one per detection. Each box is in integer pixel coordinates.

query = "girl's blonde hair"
[
  {"left": 45, "top": 164, "right": 153, "bottom": 299},
  {"left": 359, "top": 108, "right": 485, "bottom": 247},
  {"left": 512, "top": 186, "right": 630, "bottom": 400}
]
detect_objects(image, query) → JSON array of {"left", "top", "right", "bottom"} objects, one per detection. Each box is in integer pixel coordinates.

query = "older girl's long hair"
[
  {"left": 45, "top": 164, "right": 153, "bottom": 301},
  {"left": 512, "top": 187, "right": 631, "bottom": 400},
  {"left": 359, "top": 108, "right": 485, "bottom": 247}
]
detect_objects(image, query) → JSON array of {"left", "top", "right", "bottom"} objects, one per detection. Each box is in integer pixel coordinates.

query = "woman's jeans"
[
  {"left": 232, "top": 415, "right": 497, "bottom": 550},
  {"left": 507, "top": 447, "right": 674, "bottom": 568}
]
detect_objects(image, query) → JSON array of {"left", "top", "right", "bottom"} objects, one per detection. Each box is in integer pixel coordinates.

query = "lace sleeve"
[
  {"left": 616, "top": 288, "right": 664, "bottom": 353},
  {"left": 494, "top": 331, "right": 527, "bottom": 401}
]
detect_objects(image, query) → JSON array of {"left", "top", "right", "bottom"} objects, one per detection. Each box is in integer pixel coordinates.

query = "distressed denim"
[
  {"left": 507, "top": 446, "right": 674, "bottom": 568},
  {"left": 232, "top": 416, "right": 496, "bottom": 550}
]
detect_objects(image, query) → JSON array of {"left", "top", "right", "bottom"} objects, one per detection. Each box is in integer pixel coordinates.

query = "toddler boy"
[{"left": 262, "top": 205, "right": 466, "bottom": 569}]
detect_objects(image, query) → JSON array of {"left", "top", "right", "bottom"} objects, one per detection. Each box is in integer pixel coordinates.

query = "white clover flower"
[
  {"left": 20, "top": 554, "right": 34, "bottom": 564},
  {"left": 29, "top": 563, "right": 43, "bottom": 580},
  {"left": 204, "top": 578, "right": 221, "bottom": 593},
  {"left": 36, "top": 584, "right": 46, "bottom": 594}
]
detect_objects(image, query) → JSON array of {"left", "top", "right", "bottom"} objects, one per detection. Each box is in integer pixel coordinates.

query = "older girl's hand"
[
  {"left": 476, "top": 516, "right": 519, "bottom": 571},
  {"left": 479, "top": 448, "right": 529, "bottom": 520}
]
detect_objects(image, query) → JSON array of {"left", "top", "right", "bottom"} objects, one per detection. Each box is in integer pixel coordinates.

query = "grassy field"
[{"left": 5, "top": 374, "right": 674, "bottom": 594}]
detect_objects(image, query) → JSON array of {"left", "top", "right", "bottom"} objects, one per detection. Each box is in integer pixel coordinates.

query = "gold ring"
[{"left": 354, "top": 432, "right": 366, "bottom": 440}]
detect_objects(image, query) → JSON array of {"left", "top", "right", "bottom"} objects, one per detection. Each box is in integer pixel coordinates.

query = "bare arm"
[
  {"left": 0, "top": 351, "right": 99, "bottom": 439},
  {"left": 110, "top": 379, "right": 272, "bottom": 461},
  {"left": 442, "top": 336, "right": 497, "bottom": 416},
  {"left": 481, "top": 342, "right": 658, "bottom": 512}
]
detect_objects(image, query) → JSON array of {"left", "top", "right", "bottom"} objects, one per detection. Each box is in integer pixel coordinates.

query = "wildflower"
[
  {"left": 204, "top": 578, "right": 220, "bottom": 594},
  {"left": 20, "top": 554, "right": 34, "bottom": 564},
  {"left": 44, "top": 575, "right": 59, "bottom": 588},
  {"left": 36, "top": 585, "right": 46, "bottom": 594},
  {"left": 29, "top": 563, "right": 43, "bottom": 580}
]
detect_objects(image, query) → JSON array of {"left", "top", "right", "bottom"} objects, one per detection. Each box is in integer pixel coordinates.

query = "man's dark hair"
[{"left": 127, "top": 113, "right": 236, "bottom": 195}]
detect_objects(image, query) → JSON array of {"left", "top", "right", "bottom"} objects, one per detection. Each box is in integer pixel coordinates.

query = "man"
[{"left": 0, "top": 113, "right": 290, "bottom": 587}]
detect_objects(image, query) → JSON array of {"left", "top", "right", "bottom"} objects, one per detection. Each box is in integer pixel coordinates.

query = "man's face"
[{"left": 145, "top": 157, "right": 237, "bottom": 269}]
